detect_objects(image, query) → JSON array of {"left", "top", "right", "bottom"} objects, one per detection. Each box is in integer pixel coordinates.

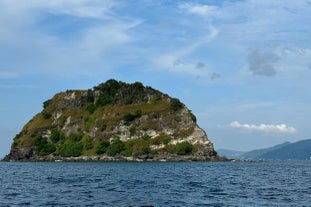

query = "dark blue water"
[{"left": 0, "top": 161, "right": 310, "bottom": 206}]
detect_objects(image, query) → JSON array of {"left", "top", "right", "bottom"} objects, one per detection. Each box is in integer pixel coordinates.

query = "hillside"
[
  {"left": 3, "top": 79, "right": 224, "bottom": 161},
  {"left": 218, "top": 140, "right": 311, "bottom": 160},
  {"left": 256, "top": 140, "right": 311, "bottom": 160},
  {"left": 242, "top": 142, "right": 291, "bottom": 159}
]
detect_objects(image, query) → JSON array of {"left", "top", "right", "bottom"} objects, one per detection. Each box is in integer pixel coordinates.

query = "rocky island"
[{"left": 3, "top": 79, "right": 225, "bottom": 162}]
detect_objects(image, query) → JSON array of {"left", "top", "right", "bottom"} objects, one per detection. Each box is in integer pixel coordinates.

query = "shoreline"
[{"left": 2, "top": 154, "right": 229, "bottom": 162}]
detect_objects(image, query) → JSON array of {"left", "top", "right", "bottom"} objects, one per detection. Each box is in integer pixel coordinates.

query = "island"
[{"left": 3, "top": 79, "right": 226, "bottom": 162}]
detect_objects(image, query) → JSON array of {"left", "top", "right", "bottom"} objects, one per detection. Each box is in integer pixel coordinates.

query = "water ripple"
[{"left": 0, "top": 161, "right": 310, "bottom": 206}]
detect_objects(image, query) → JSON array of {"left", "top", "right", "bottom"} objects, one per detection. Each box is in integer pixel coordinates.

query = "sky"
[{"left": 1, "top": 0, "right": 311, "bottom": 158}]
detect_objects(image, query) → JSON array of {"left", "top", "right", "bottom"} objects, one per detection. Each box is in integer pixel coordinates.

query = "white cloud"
[
  {"left": 0, "top": 0, "right": 117, "bottom": 19},
  {"left": 0, "top": 0, "right": 141, "bottom": 76},
  {"left": 229, "top": 121, "right": 296, "bottom": 134},
  {"left": 179, "top": 3, "right": 218, "bottom": 18}
]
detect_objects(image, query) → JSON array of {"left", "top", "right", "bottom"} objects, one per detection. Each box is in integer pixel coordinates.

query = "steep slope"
[
  {"left": 3, "top": 79, "right": 224, "bottom": 161},
  {"left": 242, "top": 142, "right": 291, "bottom": 159},
  {"left": 256, "top": 139, "right": 311, "bottom": 160},
  {"left": 228, "top": 140, "right": 311, "bottom": 160}
]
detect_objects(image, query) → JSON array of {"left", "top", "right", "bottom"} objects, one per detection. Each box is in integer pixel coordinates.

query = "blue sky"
[{"left": 1, "top": 0, "right": 311, "bottom": 158}]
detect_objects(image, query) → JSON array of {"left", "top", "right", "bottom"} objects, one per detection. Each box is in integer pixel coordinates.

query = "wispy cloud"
[
  {"left": 229, "top": 121, "right": 296, "bottom": 134},
  {"left": 0, "top": 0, "right": 141, "bottom": 76},
  {"left": 179, "top": 3, "right": 219, "bottom": 19}
]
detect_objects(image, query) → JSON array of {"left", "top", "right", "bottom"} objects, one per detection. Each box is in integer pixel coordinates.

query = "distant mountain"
[
  {"left": 218, "top": 139, "right": 311, "bottom": 160},
  {"left": 255, "top": 139, "right": 311, "bottom": 160},
  {"left": 242, "top": 141, "right": 291, "bottom": 159}
]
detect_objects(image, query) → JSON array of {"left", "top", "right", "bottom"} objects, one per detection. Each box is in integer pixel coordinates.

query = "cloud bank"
[{"left": 229, "top": 121, "right": 296, "bottom": 134}]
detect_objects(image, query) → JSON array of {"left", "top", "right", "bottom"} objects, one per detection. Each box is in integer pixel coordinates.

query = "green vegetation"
[
  {"left": 150, "top": 94, "right": 161, "bottom": 104},
  {"left": 43, "top": 99, "right": 52, "bottom": 109},
  {"left": 42, "top": 111, "right": 52, "bottom": 119},
  {"left": 149, "top": 134, "right": 171, "bottom": 145},
  {"left": 170, "top": 98, "right": 183, "bottom": 111},
  {"left": 50, "top": 128, "right": 65, "bottom": 143},
  {"left": 11, "top": 79, "right": 203, "bottom": 159},
  {"left": 85, "top": 117, "right": 94, "bottom": 132},
  {"left": 162, "top": 141, "right": 194, "bottom": 155},
  {"left": 86, "top": 103, "right": 96, "bottom": 114},
  {"left": 96, "top": 140, "right": 110, "bottom": 154},
  {"left": 101, "top": 123, "right": 107, "bottom": 131},
  {"left": 67, "top": 133, "right": 83, "bottom": 142},
  {"left": 86, "top": 89, "right": 94, "bottom": 103},
  {"left": 106, "top": 138, "right": 124, "bottom": 156},
  {"left": 189, "top": 110, "right": 197, "bottom": 123},
  {"left": 84, "top": 136, "right": 94, "bottom": 150},
  {"left": 35, "top": 136, "right": 56, "bottom": 156},
  {"left": 59, "top": 142, "right": 83, "bottom": 157},
  {"left": 175, "top": 141, "right": 193, "bottom": 155},
  {"left": 123, "top": 110, "right": 142, "bottom": 125}
]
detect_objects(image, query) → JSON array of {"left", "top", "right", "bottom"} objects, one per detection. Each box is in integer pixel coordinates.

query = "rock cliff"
[{"left": 3, "top": 79, "right": 225, "bottom": 161}]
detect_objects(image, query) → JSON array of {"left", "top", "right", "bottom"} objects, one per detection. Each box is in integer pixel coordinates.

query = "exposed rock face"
[{"left": 3, "top": 79, "right": 225, "bottom": 162}]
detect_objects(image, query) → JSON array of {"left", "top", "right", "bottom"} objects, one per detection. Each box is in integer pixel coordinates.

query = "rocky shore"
[{"left": 2, "top": 147, "right": 228, "bottom": 162}]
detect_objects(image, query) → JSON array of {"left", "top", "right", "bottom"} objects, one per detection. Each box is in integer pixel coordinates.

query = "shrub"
[
  {"left": 123, "top": 139, "right": 151, "bottom": 157},
  {"left": 85, "top": 117, "right": 94, "bottom": 132},
  {"left": 170, "top": 98, "right": 183, "bottom": 111},
  {"left": 43, "top": 99, "right": 52, "bottom": 109},
  {"left": 68, "top": 133, "right": 83, "bottom": 142},
  {"left": 84, "top": 136, "right": 94, "bottom": 150},
  {"left": 150, "top": 94, "right": 161, "bottom": 104},
  {"left": 189, "top": 110, "right": 197, "bottom": 123},
  {"left": 50, "top": 128, "right": 62, "bottom": 143},
  {"left": 123, "top": 140, "right": 136, "bottom": 156},
  {"left": 96, "top": 94, "right": 112, "bottom": 106},
  {"left": 101, "top": 123, "right": 107, "bottom": 131},
  {"left": 58, "top": 115, "right": 68, "bottom": 127},
  {"left": 141, "top": 134, "right": 151, "bottom": 141},
  {"left": 59, "top": 142, "right": 83, "bottom": 157},
  {"left": 132, "top": 141, "right": 151, "bottom": 157},
  {"left": 175, "top": 141, "right": 193, "bottom": 155},
  {"left": 43, "top": 111, "right": 52, "bottom": 119},
  {"left": 96, "top": 140, "right": 110, "bottom": 154},
  {"left": 86, "top": 103, "right": 96, "bottom": 114},
  {"left": 123, "top": 111, "right": 142, "bottom": 125},
  {"left": 106, "top": 138, "right": 124, "bottom": 156},
  {"left": 129, "top": 126, "right": 136, "bottom": 137},
  {"left": 123, "top": 113, "right": 136, "bottom": 124},
  {"left": 35, "top": 136, "right": 56, "bottom": 156},
  {"left": 149, "top": 135, "right": 171, "bottom": 145},
  {"left": 163, "top": 136, "right": 171, "bottom": 145},
  {"left": 86, "top": 89, "right": 94, "bottom": 102}
]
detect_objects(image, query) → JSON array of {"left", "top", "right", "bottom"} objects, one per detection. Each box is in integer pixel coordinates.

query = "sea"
[{"left": 0, "top": 161, "right": 310, "bottom": 207}]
